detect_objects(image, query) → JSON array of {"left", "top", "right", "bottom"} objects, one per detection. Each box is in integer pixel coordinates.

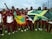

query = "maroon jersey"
[
  {"left": 35, "top": 20, "right": 40, "bottom": 23},
  {"left": 41, "top": 20, "right": 46, "bottom": 24},
  {"left": 16, "top": 10, "right": 20, "bottom": 15},
  {"left": 25, "top": 10, "right": 28, "bottom": 15},
  {"left": 6, "top": 10, "right": 14, "bottom": 32}
]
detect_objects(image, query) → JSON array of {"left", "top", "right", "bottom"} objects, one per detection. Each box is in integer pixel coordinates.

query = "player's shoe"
[
  {"left": 39, "top": 28, "right": 42, "bottom": 31},
  {"left": 21, "top": 30, "right": 23, "bottom": 32},
  {"left": 12, "top": 32, "right": 15, "bottom": 34},
  {"left": 35, "top": 29, "right": 38, "bottom": 31},
  {"left": 5, "top": 30, "right": 7, "bottom": 33},
  {"left": 26, "top": 28, "right": 28, "bottom": 30},
  {"left": 24, "top": 29, "right": 26, "bottom": 32},
  {"left": 18, "top": 28, "right": 21, "bottom": 30},
  {"left": 1, "top": 34, "right": 4, "bottom": 36},
  {"left": 8, "top": 32, "right": 11, "bottom": 35}
]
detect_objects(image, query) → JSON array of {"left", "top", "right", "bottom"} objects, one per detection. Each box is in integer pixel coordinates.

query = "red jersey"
[{"left": 16, "top": 10, "right": 20, "bottom": 15}]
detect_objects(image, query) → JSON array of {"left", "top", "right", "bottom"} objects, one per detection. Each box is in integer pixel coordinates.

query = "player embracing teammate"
[{"left": 6, "top": 6, "right": 17, "bottom": 35}]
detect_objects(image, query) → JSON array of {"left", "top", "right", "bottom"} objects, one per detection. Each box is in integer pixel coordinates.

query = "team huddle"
[{"left": 0, "top": 6, "right": 52, "bottom": 36}]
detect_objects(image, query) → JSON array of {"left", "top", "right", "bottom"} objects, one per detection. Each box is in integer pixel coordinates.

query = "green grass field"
[{"left": 0, "top": 30, "right": 52, "bottom": 39}]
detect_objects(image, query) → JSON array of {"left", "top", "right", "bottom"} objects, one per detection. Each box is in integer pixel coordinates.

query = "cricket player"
[{"left": 0, "top": 11, "right": 4, "bottom": 36}]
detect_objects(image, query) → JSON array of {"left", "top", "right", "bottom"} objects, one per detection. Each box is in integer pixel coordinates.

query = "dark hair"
[
  {"left": 43, "top": 7, "right": 47, "bottom": 10},
  {"left": 12, "top": 6, "right": 14, "bottom": 8},
  {"left": 16, "top": 8, "right": 19, "bottom": 10},
  {"left": 2, "top": 9, "right": 6, "bottom": 12},
  {"left": 38, "top": 7, "right": 41, "bottom": 10},
  {"left": 30, "top": 6, "right": 33, "bottom": 10}
]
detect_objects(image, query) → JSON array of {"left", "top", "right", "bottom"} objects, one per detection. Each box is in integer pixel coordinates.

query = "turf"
[{"left": 0, "top": 30, "right": 52, "bottom": 39}]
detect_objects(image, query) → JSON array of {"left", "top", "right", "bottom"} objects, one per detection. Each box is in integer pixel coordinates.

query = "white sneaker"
[
  {"left": 38, "top": 28, "right": 41, "bottom": 30},
  {"left": 5, "top": 31, "right": 7, "bottom": 33},
  {"left": 39, "top": 28, "right": 42, "bottom": 31},
  {"left": 26, "top": 28, "right": 28, "bottom": 30},
  {"left": 35, "top": 29, "right": 38, "bottom": 31},
  {"left": 8, "top": 33, "right": 11, "bottom": 35},
  {"left": 18, "top": 28, "right": 21, "bottom": 30},
  {"left": 24, "top": 29, "right": 26, "bottom": 32},
  {"left": 12, "top": 32, "right": 15, "bottom": 34},
  {"left": 21, "top": 30, "right": 23, "bottom": 32},
  {"left": 1, "top": 34, "right": 4, "bottom": 36}
]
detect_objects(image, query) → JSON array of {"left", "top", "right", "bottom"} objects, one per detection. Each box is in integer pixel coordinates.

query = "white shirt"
[
  {"left": 0, "top": 14, "right": 2, "bottom": 23},
  {"left": 7, "top": 16, "right": 13, "bottom": 23}
]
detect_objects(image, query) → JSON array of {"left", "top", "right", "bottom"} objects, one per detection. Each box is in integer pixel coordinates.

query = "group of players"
[
  {"left": 0, "top": 6, "right": 34, "bottom": 36},
  {"left": 0, "top": 6, "right": 51, "bottom": 36}
]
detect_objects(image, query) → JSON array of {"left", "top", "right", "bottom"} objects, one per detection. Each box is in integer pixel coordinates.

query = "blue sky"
[{"left": 0, "top": 0, "right": 52, "bottom": 9}]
